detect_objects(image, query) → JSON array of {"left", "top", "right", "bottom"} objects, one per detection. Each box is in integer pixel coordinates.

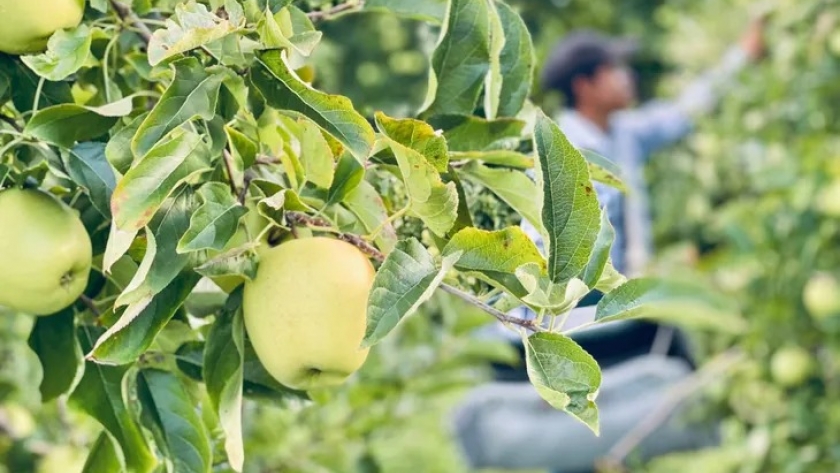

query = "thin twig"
[
  {"left": 78, "top": 295, "right": 101, "bottom": 319},
  {"left": 111, "top": 0, "right": 154, "bottom": 45},
  {"left": 307, "top": 0, "right": 366, "bottom": 21},
  {"left": 285, "top": 211, "right": 541, "bottom": 331},
  {"left": 255, "top": 155, "right": 281, "bottom": 166},
  {"left": 238, "top": 170, "right": 255, "bottom": 204},
  {"left": 222, "top": 149, "right": 240, "bottom": 198},
  {"left": 599, "top": 349, "right": 745, "bottom": 468},
  {"left": 439, "top": 284, "right": 540, "bottom": 331}
]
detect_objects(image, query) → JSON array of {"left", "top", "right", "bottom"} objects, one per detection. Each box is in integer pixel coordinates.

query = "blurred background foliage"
[{"left": 4, "top": 0, "right": 840, "bottom": 471}]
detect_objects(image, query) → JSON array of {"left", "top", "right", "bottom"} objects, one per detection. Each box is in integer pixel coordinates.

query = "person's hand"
[{"left": 740, "top": 16, "right": 766, "bottom": 61}]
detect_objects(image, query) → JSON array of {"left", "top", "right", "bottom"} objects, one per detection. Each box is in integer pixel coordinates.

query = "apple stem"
[
  {"left": 110, "top": 0, "right": 153, "bottom": 45},
  {"left": 78, "top": 295, "right": 102, "bottom": 319}
]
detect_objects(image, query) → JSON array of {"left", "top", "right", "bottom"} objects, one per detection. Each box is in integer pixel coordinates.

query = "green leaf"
[
  {"left": 90, "top": 273, "right": 201, "bottom": 365},
  {"left": 534, "top": 111, "right": 600, "bottom": 283},
  {"left": 374, "top": 113, "right": 449, "bottom": 173},
  {"left": 594, "top": 262, "right": 627, "bottom": 294},
  {"left": 204, "top": 290, "right": 245, "bottom": 472},
  {"left": 113, "top": 129, "right": 211, "bottom": 231},
  {"left": 148, "top": 2, "right": 240, "bottom": 66},
  {"left": 258, "top": 6, "right": 323, "bottom": 56},
  {"left": 21, "top": 24, "right": 92, "bottom": 81},
  {"left": 581, "top": 211, "right": 615, "bottom": 289},
  {"left": 420, "top": 0, "right": 491, "bottom": 117},
  {"left": 483, "top": 1, "right": 504, "bottom": 120},
  {"left": 137, "top": 369, "right": 212, "bottom": 473},
  {"left": 224, "top": 126, "right": 257, "bottom": 190},
  {"left": 178, "top": 182, "right": 247, "bottom": 253},
  {"left": 595, "top": 278, "right": 746, "bottom": 332},
  {"left": 0, "top": 55, "right": 72, "bottom": 112},
  {"left": 131, "top": 58, "right": 225, "bottom": 158},
  {"left": 515, "top": 263, "right": 589, "bottom": 312},
  {"left": 343, "top": 180, "right": 397, "bottom": 253},
  {"left": 296, "top": 118, "right": 335, "bottom": 189},
  {"left": 326, "top": 153, "right": 364, "bottom": 205},
  {"left": 0, "top": 164, "right": 9, "bottom": 187},
  {"left": 195, "top": 244, "right": 259, "bottom": 283},
  {"left": 106, "top": 112, "right": 148, "bottom": 176},
  {"left": 364, "top": 0, "right": 447, "bottom": 23},
  {"left": 117, "top": 187, "right": 195, "bottom": 306},
  {"left": 363, "top": 239, "right": 460, "bottom": 347},
  {"left": 66, "top": 143, "right": 117, "bottom": 219},
  {"left": 82, "top": 432, "right": 125, "bottom": 473},
  {"left": 450, "top": 150, "right": 533, "bottom": 169},
  {"left": 251, "top": 50, "right": 375, "bottom": 163},
  {"left": 580, "top": 149, "right": 627, "bottom": 192},
  {"left": 27, "top": 308, "right": 84, "bottom": 402},
  {"left": 495, "top": 2, "right": 535, "bottom": 118},
  {"left": 428, "top": 115, "right": 524, "bottom": 151},
  {"left": 459, "top": 161, "right": 542, "bottom": 231},
  {"left": 25, "top": 98, "right": 133, "bottom": 148},
  {"left": 443, "top": 227, "right": 544, "bottom": 298},
  {"left": 375, "top": 113, "right": 458, "bottom": 237},
  {"left": 442, "top": 165, "right": 474, "bottom": 235},
  {"left": 525, "top": 332, "right": 601, "bottom": 434},
  {"left": 71, "top": 328, "right": 157, "bottom": 473}
]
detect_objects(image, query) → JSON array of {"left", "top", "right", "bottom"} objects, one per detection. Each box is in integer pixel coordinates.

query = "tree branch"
[
  {"left": 79, "top": 294, "right": 101, "bottom": 319},
  {"left": 285, "top": 211, "right": 541, "bottom": 331},
  {"left": 439, "top": 284, "right": 540, "bottom": 331},
  {"left": 307, "top": 0, "right": 366, "bottom": 21},
  {"left": 599, "top": 349, "right": 745, "bottom": 469},
  {"left": 222, "top": 150, "right": 240, "bottom": 200},
  {"left": 111, "top": 0, "right": 154, "bottom": 45}
]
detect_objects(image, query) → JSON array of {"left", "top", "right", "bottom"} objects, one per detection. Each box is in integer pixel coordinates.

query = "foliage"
[{"left": 642, "top": 0, "right": 840, "bottom": 471}]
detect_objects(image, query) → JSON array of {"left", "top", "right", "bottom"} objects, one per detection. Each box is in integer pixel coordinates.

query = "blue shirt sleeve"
[{"left": 616, "top": 46, "right": 750, "bottom": 160}]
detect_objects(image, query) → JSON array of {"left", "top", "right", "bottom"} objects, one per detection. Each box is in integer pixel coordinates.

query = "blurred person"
[{"left": 453, "top": 18, "right": 765, "bottom": 473}]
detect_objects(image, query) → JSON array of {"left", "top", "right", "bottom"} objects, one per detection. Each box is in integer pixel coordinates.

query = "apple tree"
[
  {"left": 641, "top": 0, "right": 840, "bottom": 471},
  {"left": 0, "top": 0, "right": 727, "bottom": 471}
]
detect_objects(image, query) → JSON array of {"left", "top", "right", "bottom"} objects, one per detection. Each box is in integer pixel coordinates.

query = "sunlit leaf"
[
  {"left": 363, "top": 239, "right": 460, "bottom": 347},
  {"left": 421, "top": 0, "right": 492, "bottom": 117},
  {"left": 525, "top": 332, "right": 601, "bottom": 434},
  {"left": 251, "top": 50, "right": 374, "bottom": 163},
  {"left": 534, "top": 111, "right": 600, "bottom": 283}
]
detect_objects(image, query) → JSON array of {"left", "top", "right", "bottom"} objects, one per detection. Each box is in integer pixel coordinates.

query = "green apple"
[
  {"left": 243, "top": 237, "right": 374, "bottom": 391},
  {"left": 815, "top": 180, "right": 840, "bottom": 217},
  {"left": 0, "top": 188, "right": 92, "bottom": 315},
  {"left": 770, "top": 346, "right": 815, "bottom": 388},
  {"left": 803, "top": 272, "right": 840, "bottom": 320},
  {"left": 37, "top": 445, "right": 87, "bottom": 473},
  {"left": 0, "top": 0, "right": 86, "bottom": 55}
]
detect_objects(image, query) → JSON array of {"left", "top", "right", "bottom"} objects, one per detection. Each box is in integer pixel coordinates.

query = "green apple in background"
[
  {"left": 802, "top": 272, "right": 840, "bottom": 320},
  {"left": 815, "top": 180, "right": 840, "bottom": 217},
  {"left": 770, "top": 346, "right": 815, "bottom": 388},
  {"left": 0, "top": 188, "right": 92, "bottom": 315},
  {"left": 36, "top": 444, "right": 87, "bottom": 473},
  {"left": 243, "top": 237, "right": 374, "bottom": 391},
  {"left": 0, "top": 0, "right": 86, "bottom": 55}
]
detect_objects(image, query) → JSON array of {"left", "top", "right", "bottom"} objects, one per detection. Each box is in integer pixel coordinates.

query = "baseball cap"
[{"left": 541, "top": 30, "right": 640, "bottom": 93}]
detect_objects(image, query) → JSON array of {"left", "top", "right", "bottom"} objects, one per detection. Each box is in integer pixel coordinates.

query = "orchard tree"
[
  {"left": 0, "top": 0, "right": 726, "bottom": 471},
  {"left": 641, "top": 0, "right": 840, "bottom": 471}
]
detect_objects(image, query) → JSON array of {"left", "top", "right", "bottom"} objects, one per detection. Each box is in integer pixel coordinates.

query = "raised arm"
[{"left": 622, "top": 18, "right": 765, "bottom": 157}]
